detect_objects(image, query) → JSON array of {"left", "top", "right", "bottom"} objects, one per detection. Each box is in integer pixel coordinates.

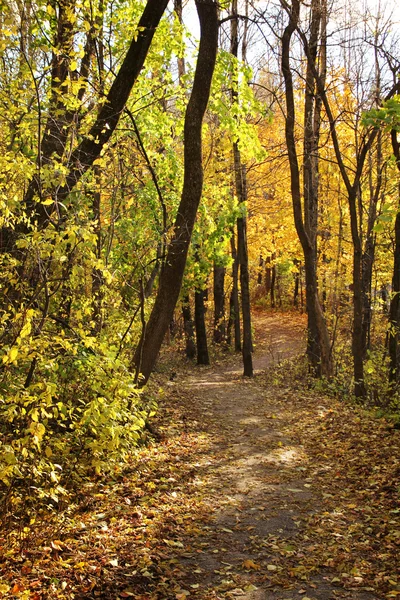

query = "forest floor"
[{"left": 1, "top": 311, "right": 400, "bottom": 600}]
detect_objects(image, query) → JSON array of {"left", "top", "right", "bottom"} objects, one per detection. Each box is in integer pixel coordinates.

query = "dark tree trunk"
[
  {"left": 182, "top": 294, "right": 196, "bottom": 359},
  {"left": 195, "top": 288, "right": 210, "bottom": 365},
  {"left": 213, "top": 263, "right": 226, "bottom": 343},
  {"left": 227, "top": 230, "right": 241, "bottom": 351},
  {"left": 92, "top": 166, "right": 104, "bottom": 333},
  {"left": 281, "top": 0, "right": 332, "bottom": 378},
  {"left": 133, "top": 0, "right": 219, "bottom": 385},
  {"left": 294, "top": 259, "right": 300, "bottom": 307},
  {"left": 361, "top": 237, "right": 375, "bottom": 354},
  {"left": 238, "top": 228, "right": 253, "bottom": 372},
  {"left": 361, "top": 131, "right": 382, "bottom": 355},
  {"left": 23, "top": 0, "right": 77, "bottom": 211},
  {"left": 389, "top": 129, "right": 400, "bottom": 384},
  {"left": 231, "top": 0, "right": 253, "bottom": 377},
  {"left": 265, "top": 255, "right": 272, "bottom": 296},
  {"left": 350, "top": 198, "right": 366, "bottom": 398},
  {"left": 270, "top": 254, "right": 276, "bottom": 308},
  {"left": 258, "top": 255, "right": 264, "bottom": 285}
]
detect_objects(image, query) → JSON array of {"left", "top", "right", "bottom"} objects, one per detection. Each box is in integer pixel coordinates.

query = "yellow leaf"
[
  {"left": 20, "top": 320, "right": 32, "bottom": 339},
  {"left": 242, "top": 559, "right": 261, "bottom": 570},
  {"left": 0, "top": 584, "right": 10, "bottom": 594},
  {"left": 9, "top": 346, "right": 18, "bottom": 362}
]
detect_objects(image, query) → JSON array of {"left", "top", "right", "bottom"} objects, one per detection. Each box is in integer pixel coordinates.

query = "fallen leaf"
[{"left": 242, "top": 559, "right": 261, "bottom": 570}]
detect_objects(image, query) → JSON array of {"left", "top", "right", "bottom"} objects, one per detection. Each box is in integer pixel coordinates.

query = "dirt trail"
[
  {"left": 163, "top": 312, "right": 380, "bottom": 600},
  {"left": 3, "top": 312, "right": 398, "bottom": 599}
]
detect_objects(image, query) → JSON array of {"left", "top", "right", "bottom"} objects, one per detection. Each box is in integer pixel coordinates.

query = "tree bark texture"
[
  {"left": 195, "top": 288, "right": 210, "bottom": 365},
  {"left": 235, "top": 156, "right": 253, "bottom": 375},
  {"left": 133, "top": 0, "right": 219, "bottom": 385},
  {"left": 227, "top": 231, "right": 241, "bottom": 351},
  {"left": 389, "top": 129, "right": 400, "bottom": 384},
  {"left": 213, "top": 263, "right": 226, "bottom": 343},
  {"left": 257, "top": 255, "right": 264, "bottom": 285},
  {"left": 182, "top": 295, "right": 196, "bottom": 359}
]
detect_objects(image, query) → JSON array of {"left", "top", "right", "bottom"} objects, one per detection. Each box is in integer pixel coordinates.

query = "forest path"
[
  {"left": 158, "top": 311, "right": 380, "bottom": 600},
  {"left": 3, "top": 312, "right": 399, "bottom": 600}
]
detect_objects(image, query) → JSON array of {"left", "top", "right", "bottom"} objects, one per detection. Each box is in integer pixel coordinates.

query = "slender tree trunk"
[
  {"left": 91, "top": 169, "right": 104, "bottom": 334},
  {"left": 361, "top": 234, "right": 376, "bottom": 353},
  {"left": 350, "top": 197, "right": 366, "bottom": 397},
  {"left": 231, "top": 0, "right": 253, "bottom": 377},
  {"left": 133, "top": 0, "right": 219, "bottom": 385},
  {"left": 265, "top": 255, "right": 272, "bottom": 297},
  {"left": 360, "top": 39, "right": 383, "bottom": 357},
  {"left": 389, "top": 129, "right": 400, "bottom": 384},
  {"left": 195, "top": 288, "right": 210, "bottom": 365},
  {"left": 227, "top": 230, "right": 241, "bottom": 351},
  {"left": 258, "top": 255, "right": 264, "bottom": 285},
  {"left": 91, "top": 5, "right": 105, "bottom": 334},
  {"left": 182, "top": 294, "right": 196, "bottom": 359},
  {"left": 237, "top": 194, "right": 253, "bottom": 375},
  {"left": 294, "top": 259, "right": 300, "bottom": 307},
  {"left": 213, "top": 263, "right": 226, "bottom": 343},
  {"left": 270, "top": 253, "right": 276, "bottom": 308},
  {"left": 280, "top": 0, "right": 332, "bottom": 378}
]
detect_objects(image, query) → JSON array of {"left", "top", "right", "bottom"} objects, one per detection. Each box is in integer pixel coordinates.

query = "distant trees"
[{"left": 249, "top": 0, "right": 400, "bottom": 397}]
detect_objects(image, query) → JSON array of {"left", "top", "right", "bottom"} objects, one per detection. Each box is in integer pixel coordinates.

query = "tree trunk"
[
  {"left": 351, "top": 202, "right": 366, "bottom": 398},
  {"left": 195, "top": 288, "right": 210, "bottom": 365},
  {"left": 213, "top": 263, "right": 226, "bottom": 343},
  {"left": 270, "top": 254, "right": 276, "bottom": 308},
  {"left": 389, "top": 129, "right": 400, "bottom": 384},
  {"left": 182, "top": 294, "right": 196, "bottom": 359},
  {"left": 258, "top": 255, "right": 264, "bottom": 285},
  {"left": 280, "top": 0, "right": 332, "bottom": 378},
  {"left": 133, "top": 0, "right": 219, "bottom": 385},
  {"left": 231, "top": 0, "right": 253, "bottom": 377},
  {"left": 227, "top": 230, "right": 241, "bottom": 351},
  {"left": 294, "top": 259, "right": 300, "bottom": 307},
  {"left": 265, "top": 255, "right": 272, "bottom": 296},
  {"left": 237, "top": 202, "right": 253, "bottom": 375}
]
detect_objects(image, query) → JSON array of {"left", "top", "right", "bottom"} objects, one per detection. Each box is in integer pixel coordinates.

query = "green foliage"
[
  {"left": 0, "top": 218, "right": 155, "bottom": 515},
  {"left": 362, "top": 96, "right": 400, "bottom": 131},
  {"left": 0, "top": 345, "right": 149, "bottom": 508},
  {"left": 208, "top": 49, "right": 267, "bottom": 162}
]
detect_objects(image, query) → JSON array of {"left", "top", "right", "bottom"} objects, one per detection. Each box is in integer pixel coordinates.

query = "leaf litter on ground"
[{"left": 0, "top": 312, "right": 399, "bottom": 599}]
